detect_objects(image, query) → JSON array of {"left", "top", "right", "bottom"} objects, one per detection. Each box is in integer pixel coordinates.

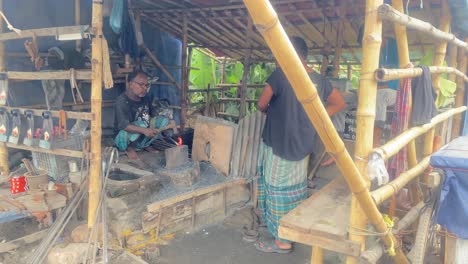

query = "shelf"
[
  {"left": 4, "top": 143, "right": 89, "bottom": 159},
  {"left": 0, "top": 25, "right": 89, "bottom": 41},
  {"left": 5, "top": 70, "right": 92, "bottom": 80},
  {"left": 1, "top": 106, "right": 94, "bottom": 120}
]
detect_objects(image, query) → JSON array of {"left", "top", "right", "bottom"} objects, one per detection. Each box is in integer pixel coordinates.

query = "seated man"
[{"left": 114, "top": 70, "right": 175, "bottom": 160}]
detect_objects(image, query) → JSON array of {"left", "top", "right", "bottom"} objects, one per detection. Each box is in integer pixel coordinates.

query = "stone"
[
  {"left": 70, "top": 224, "right": 105, "bottom": 243},
  {"left": 165, "top": 145, "right": 189, "bottom": 169},
  {"left": 159, "top": 161, "right": 200, "bottom": 188},
  {"left": 47, "top": 243, "right": 89, "bottom": 264}
]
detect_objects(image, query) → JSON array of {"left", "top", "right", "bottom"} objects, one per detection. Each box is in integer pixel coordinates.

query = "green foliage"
[{"left": 189, "top": 49, "right": 217, "bottom": 89}]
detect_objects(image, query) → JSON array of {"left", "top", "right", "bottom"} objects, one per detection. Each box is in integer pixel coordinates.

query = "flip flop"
[{"left": 254, "top": 240, "right": 292, "bottom": 254}]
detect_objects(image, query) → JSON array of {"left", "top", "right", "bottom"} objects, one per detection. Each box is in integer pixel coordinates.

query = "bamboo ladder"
[{"left": 242, "top": 0, "right": 468, "bottom": 263}]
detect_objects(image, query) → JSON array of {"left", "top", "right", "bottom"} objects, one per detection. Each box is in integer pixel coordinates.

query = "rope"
[
  {"left": 102, "top": 37, "right": 113, "bottom": 89},
  {"left": 0, "top": 11, "right": 21, "bottom": 35}
]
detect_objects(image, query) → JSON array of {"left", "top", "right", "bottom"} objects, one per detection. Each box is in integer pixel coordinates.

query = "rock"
[
  {"left": 165, "top": 145, "right": 189, "bottom": 169},
  {"left": 159, "top": 161, "right": 200, "bottom": 188},
  {"left": 70, "top": 224, "right": 106, "bottom": 243},
  {"left": 47, "top": 243, "right": 89, "bottom": 264}
]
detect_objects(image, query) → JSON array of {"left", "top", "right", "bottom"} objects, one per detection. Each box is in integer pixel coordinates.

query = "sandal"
[{"left": 254, "top": 239, "right": 292, "bottom": 254}]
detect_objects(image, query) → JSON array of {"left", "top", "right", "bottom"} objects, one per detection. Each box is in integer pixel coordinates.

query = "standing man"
[
  {"left": 255, "top": 37, "right": 346, "bottom": 253},
  {"left": 114, "top": 70, "right": 175, "bottom": 161}
]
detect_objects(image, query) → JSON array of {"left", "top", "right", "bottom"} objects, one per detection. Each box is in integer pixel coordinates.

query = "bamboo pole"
[
  {"left": 448, "top": 44, "right": 458, "bottom": 82},
  {"left": 348, "top": 0, "right": 384, "bottom": 262},
  {"left": 373, "top": 107, "right": 467, "bottom": 160},
  {"left": 392, "top": 0, "right": 410, "bottom": 67},
  {"left": 452, "top": 40, "right": 468, "bottom": 139},
  {"left": 371, "top": 156, "right": 430, "bottom": 205},
  {"left": 311, "top": 246, "right": 324, "bottom": 264},
  {"left": 432, "top": 0, "right": 451, "bottom": 94},
  {"left": 347, "top": 65, "right": 352, "bottom": 80},
  {"left": 0, "top": 0, "right": 8, "bottom": 176},
  {"left": 75, "top": 0, "right": 81, "bottom": 52},
  {"left": 378, "top": 4, "right": 468, "bottom": 51},
  {"left": 239, "top": 57, "right": 250, "bottom": 118},
  {"left": 375, "top": 66, "right": 468, "bottom": 82},
  {"left": 181, "top": 16, "right": 188, "bottom": 130},
  {"left": 242, "top": 1, "right": 409, "bottom": 263},
  {"left": 332, "top": 21, "right": 344, "bottom": 78},
  {"left": 88, "top": 0, "right": 103, "bottom": 228}
]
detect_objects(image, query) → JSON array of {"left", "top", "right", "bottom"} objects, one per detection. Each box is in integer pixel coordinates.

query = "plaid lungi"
[{"left": 257, "top": 142, "right": 309, "bottom": 243}]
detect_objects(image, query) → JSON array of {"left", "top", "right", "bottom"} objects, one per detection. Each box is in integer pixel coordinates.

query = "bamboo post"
[
  {"left": 432, "top": 0, "right": 451, "bottom": 94},
  {"left": 181, "top": 15, "right": 188, "bottom": 130},
  {"left": 452, "top": 40, "right": 468, "bottom": 138},
  {"left": 0, "top": 0, "right": 8, "bottom": 176},
  {"left": 348, "top": 0, "right": 384, "bottom": 262},
  {"left": 88, "top": 0, "right": 103, "bottom": 228},
  {"left": 75, "top": 0, "right": 81, "bottom": 52},
  {"left": 347, "top": 65, "right": 352, "bottom": 80},
  {"left": 332, "top": 21, "right": 344, "bottom": 78},
  {"left": 242, "top": 1, "right": 409, "bottom": 263},
  {"left": 239, "top": 57, "right": 250, "bottom": 118},
  {"left": 311, "top": 246, "right": 324, "bottom": 264},
  {"left": 448, "top": 44, "right": 458, "bottom": 82}
]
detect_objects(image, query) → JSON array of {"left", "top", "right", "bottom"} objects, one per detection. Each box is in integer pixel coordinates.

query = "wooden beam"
[
  {"left": 143, "top": 45, "right": 182, "bottom": 91},
  {"left": 0, "top": 25, "right": 89, "bottom": 41},
  {"left": 88, "top": 0, "right": 103, "bottom": 228},
  {"left": 4, "top": 143, "right": 89, "bottom": 159},
  {"left": 0, "top": 106, "right": 94, "bottom": 120},
  {"left": 5, "top": 70, "right": 91, "bottom": 80},
  {"left": 0, "top": 229, "right": 48, "bottom": 253},
  {"left": 181, "top": 15, "right": 188, "bottom": 130},
  {"left": 147, "top": 179, "right": 245, "bottom": 212}
]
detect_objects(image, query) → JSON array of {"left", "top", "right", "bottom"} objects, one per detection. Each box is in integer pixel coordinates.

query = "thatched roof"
[{"left": 133, "top": 0, "right": 447, "bottom": 64}]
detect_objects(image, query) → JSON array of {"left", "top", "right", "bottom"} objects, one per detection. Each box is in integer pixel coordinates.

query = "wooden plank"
[
  {"left": 0, "top": 229, "right": 48, "bottom": 253},
  {"left": 278, "top": 225, "right": 361, "bottom": 257},
  {"left": 5, "top": 70, "right": 92, "bottom": 80},
  {"left": 1, "top": 106, "right": 94, "bottom": 121},
  {"left": 0, "top": 25, "right": 89, "bottom": 41},
  {"left": 280, "top": 178, "right": 351, "bottom": 240},
  {"left": 147, "top": 179, "right": 245, "bottom": 212},
  {"left": 444, "top": 234, "right": 457, "bottom": 264},
  {"left": 4, "top": 143, "right": 89, "bottom": 159}
]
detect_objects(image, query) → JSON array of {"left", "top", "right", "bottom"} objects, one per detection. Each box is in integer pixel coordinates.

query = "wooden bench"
[{"left": 278, "top": 178, "right": 361, "bottom": 257}]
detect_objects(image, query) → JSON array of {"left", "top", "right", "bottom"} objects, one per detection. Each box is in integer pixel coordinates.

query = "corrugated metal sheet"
[{"left": 230, "top": 111, "right": 265, "bottom": 179}]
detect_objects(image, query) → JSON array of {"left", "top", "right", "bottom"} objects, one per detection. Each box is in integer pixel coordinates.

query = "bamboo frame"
[
  {"left": 371, "top": 156, "right": 430, "bottom": 205},
  {"left": 5, "top": 143, "right": 90, "bottom": 159},
  {"left": 181, "top": 16, "right": 188, "bottom": 130},
  {"left": 347, "top": 1, "right": 384, "bottom": 262},
  {"left": 242, "top": 1, "right": 408, "bottom": 263},
  {"left": 452, "top": 40, "right": 468, "bottom": 138},
  {"left": 0, "top": 25, "right": 89, "bottom": 41},
  {"left": 372, "top": 107, "right": 467, "bottom": 161},
  {"left": 75, "top": 0, "right": 81, "bottom": 52},
  {"left": 88, "top": 0, "right": 103, "bottom": 228},
  {"left": 143, "top": 45, "right": 182, "bottom": 91},
  {"left": 5, "top": 70, "right": 92, "bottom": 80},
  {"left": 378, "top": 4, "right": 468, "bottom": 51},
  {"left": 0, "top": 106, "right": 94, "bottom": 121},
  {"left": 375, "top": 66, "right": 468, "bottom": 82}
]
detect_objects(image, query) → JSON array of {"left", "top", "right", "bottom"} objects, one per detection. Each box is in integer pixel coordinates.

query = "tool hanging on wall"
[
  {"left": 39, "top": 111, "right": 53, "bottom": 149},
  {"left": 0, "top": 73, "right": 8, "bottom": 106},
  {"left": 23, "top": 110, "right": 36, "bottom": 146},
  {"left": 8, "top": 109, "right": 21, "bottom": 144},
  {"left": 0, "top": 108, "right": 10, "bottom": 142}
]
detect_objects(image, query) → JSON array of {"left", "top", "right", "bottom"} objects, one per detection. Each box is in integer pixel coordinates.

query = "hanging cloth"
[
  {"left": 410, "top": 66, "right": 438, "bottom": 126},
  {"left": 118, "top": 0, "right": 139, "bottom": 59},
  {"left": 110, "top": 0, "right": 125, "bottom": 34},
  {"left": 389, "top": 77, "right": 412, "bottom": 179}
]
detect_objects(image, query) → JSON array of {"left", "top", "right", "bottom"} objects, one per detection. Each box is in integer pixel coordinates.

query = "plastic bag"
[
  {"left": 367, "top": 153, "right": 389, "bottom": 186},
  {"left": 110, "top": 0, "right": 124, "bottom": 34}
]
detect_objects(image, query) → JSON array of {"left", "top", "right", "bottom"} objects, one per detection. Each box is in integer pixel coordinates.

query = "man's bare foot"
[
  {"left": 126, "top": 147, "right": 139, "bottom": 160},
  {"left": 144, "top": 146, "right": 159, "bottom": 153},
  {"left": 274, "top": 239, "right": 292, "bottom": 250}
]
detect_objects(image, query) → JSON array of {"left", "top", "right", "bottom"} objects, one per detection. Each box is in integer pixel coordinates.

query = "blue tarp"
[{"left": 430, "top": 136, "right": 468, "bottom": 239}]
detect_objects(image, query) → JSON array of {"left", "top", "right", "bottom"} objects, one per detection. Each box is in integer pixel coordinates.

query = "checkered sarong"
[{"left": 257, "top": 143, "right": 309, "bottom": 243}]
